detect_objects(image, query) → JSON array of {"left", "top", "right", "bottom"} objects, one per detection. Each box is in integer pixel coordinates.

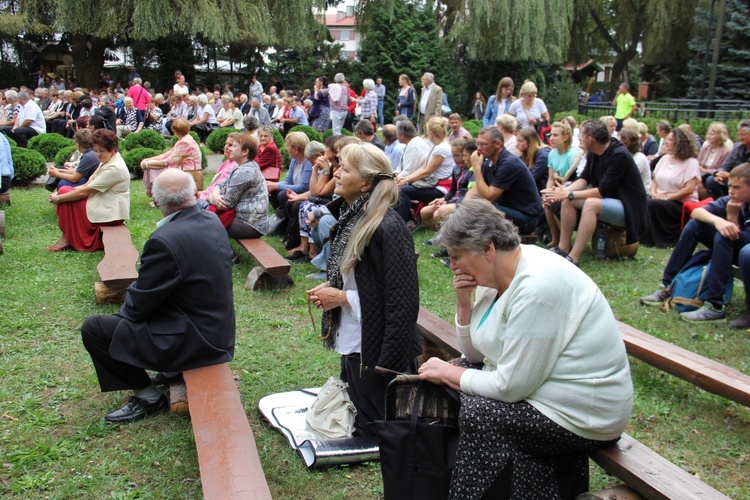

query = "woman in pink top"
[
  {"left": 199, "top": 135, "right": 238, "bottom": 200},
  {"left": 641, "top": 128, "right": 701, "bottom": 248},
  {"left": 140, "top": 118, "right": 202, "bottom": 198}
]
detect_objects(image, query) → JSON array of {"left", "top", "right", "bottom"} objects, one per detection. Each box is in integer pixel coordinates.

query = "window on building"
[{"left": 340, "top": 30, "right": 350, "bottom": 41}]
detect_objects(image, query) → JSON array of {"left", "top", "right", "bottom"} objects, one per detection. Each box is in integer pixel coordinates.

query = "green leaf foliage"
[
  {"left": 200, "top": 145, "right": 209, "bottom": 170},
  {"left": 10, "top": 147, "right": 46, "bottom": 186},
  {"left": 288, "top": 125, "right": 323, "bottom": 144},
  {"left": 122, "top": 130, "right": 168, "bottom": 153},
  {"left": 121, "top": 147, "right": 162, "bottom": 177},
  {"left": 462, "top": 121, "right": 481, "bottom": 138},
  {"left": 205, "top": 128, "right": 236, "bottom": 154},
  {"left": 27, "top": 133, "right": 74, "bottom": 162},
  {"left": 171, "top": 131, "right": 201, "bottom": 147},
  {"left": 53, "top": 145, "right": 78, "bottom": 168}
]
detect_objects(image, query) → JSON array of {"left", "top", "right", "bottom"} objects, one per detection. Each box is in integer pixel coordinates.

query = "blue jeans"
[
  {"left": 493, "top": 204, "right": 539, "bottom": 235},
  {"left": 377, "top": 99, "right": 384, "bottom": 127},
  {"left": 705, "top": 174, "right": 728, "bottom": 200},
  {"left": 662, "top": 219, "right": 750, "bottom": 307},
  {"left": 310, "top": 214, "right": 336, "bottom": 272}
]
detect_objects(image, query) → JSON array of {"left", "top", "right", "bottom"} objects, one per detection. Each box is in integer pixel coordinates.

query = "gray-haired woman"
[
  {"left": 306, "top": 142, "right": 421, "bottom": 436},
  {"left": 418, "top": 198, "right": 633, "bottom": 499}
]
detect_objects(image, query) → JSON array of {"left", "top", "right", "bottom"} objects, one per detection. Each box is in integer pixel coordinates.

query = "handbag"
[
  {"left": 372, "top": 376, "right": 461, "bottom": 500},
  {"left": 305, "top": 377, "right": 356, "bottom": 439},
  {"left": 206, "top": 204, "right": 236, "bottom": 228},
  {"left": 183, "top": 169, "right": 204, "bottom": 191},
  {"left": 45, "top": 175, "right": 60, "bottom": 192}
]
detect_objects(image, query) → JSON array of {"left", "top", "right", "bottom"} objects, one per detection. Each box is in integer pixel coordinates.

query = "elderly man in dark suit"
[{"left": 81, "top": 169, "right": 235, "bottom": 423}]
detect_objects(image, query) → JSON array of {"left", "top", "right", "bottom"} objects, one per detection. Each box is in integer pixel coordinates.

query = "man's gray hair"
[
  {"left": 305, "top": 140, "right": 325, "bottom": 159},
  {"left": 100, "top": 95, "right": 110, "bottom": 104},
  {"left": 422, "top": 72, "right": 435, "bottom": 84},
  {"left": 355, "top": 119, "right": 374, "bottom": 136},
  {"left": 133, "top": 77, "right": 142, "bottom": 85},
  {"left": 17, "top": 91, "right": 30, "bottom": 101},
  {"left": 362, "top": 79, "right": 375, "bottom": 91},
  {"left": 738, "top": 119, "right": 750, "bottom": 131},
  {"left": 243, "top": 114, "right": 259, "bottom": 131},
  {"left": 396, "top": 119, "right": 417, "bottom": 139},
  {"left": 334, "top": 73, "right": 345, "bottom": 84},
  {"left": 479, "top": 126, "right": 504, "bottom": 144},
  {"left": 152, "top": 171, "right": 196, "bottom": 210},
  {"left": 434, "top": 198, "right": 520, "bottom": 252}
]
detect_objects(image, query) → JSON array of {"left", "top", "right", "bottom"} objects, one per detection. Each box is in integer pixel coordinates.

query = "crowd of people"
[{"left": 4, "top": 67, "right": 748, "bottom": 499}]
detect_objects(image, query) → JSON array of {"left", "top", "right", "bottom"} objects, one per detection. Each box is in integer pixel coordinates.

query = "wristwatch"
[{"left": 568, "top": 192, "right": 575, "bottom": 200}]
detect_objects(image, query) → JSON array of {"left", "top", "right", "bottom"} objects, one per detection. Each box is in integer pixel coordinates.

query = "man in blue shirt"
[
  {"left": 374, "top": 77, "right": 386, "bottom": 128},
  {"left": 467, "top": 126, "right": 542, "bottom": 234},
  {"left": 0, "top": 133, "right": 13, "bottom": 196},
  {"left": 641, "top": 162, "right": 750, "bottom": 327}
]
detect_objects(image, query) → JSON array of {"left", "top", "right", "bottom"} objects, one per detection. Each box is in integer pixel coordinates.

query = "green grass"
[{"left": 0, "top": 178, "right": 749, "bottom": 498}]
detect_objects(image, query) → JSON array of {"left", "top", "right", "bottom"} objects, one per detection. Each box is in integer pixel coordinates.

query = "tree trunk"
[
  {"left": 70, "top": 35, "right": 109, "bottom": 89},
  {"left": 609, "top": 57, "right": 629, "bottom": 96}
]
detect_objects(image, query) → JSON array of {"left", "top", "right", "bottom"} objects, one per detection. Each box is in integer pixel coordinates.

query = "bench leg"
[
  {"left": 245, "top": 266, "right": 294, "bottom": 291},
  {"left": 94, "top": 282, "right": 129, "bottom": 304},
  {"left": 0, "top": 210, "right": 5, "bottom": 239}
]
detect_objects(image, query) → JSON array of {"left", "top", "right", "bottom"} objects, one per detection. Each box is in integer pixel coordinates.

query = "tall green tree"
[
  {"left": 568, "top": 0, "right": 704, "bottom": 96},
  {"left": 2, "top": 0, "right": 328, "bottom": 88},
  {"left": 687, "top": 0, "right": 750, "bottom": 100}
]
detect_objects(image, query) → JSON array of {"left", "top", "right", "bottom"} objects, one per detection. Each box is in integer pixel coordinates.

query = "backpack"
[{"left": 667, "top": 250, "right": 734, "bottom": 312}]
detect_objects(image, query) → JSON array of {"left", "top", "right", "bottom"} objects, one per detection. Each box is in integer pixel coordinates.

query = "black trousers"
[
  {"left": 340, "top": 354, "right": 394, "bottom": 436},
  {"left": 81, "top": 314, "right": 151, "bottom": 392}
]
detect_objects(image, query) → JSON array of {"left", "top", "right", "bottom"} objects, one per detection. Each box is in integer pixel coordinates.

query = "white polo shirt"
[{"left": 18, "top": 99, "right": 46, "bottom": 134}]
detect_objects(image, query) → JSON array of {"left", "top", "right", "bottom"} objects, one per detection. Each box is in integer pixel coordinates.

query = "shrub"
[
  {"left": 122, "top": 129, "right": 167, "bottom": 152},
  {"left": 205, "top": 127, "right": 235, "bottom": 153},
  {"left": 462, "top": 121, "right": 481, "bottom": 138},
  {"left": 10, "top": 147, "right": 47, "bottom": 186},
  {"left": 288, "top": 125, "right": 323, "bottom": 144},
  {"left": 5, "top": 136, "right": 16, "bottom": 148},
  {"left": 171, "top": 131, "right": 201, "bottom": 146},
  {"left": 121, "top": 147, "right": 162, "bottom": 177},
  {"left": 322, "top": 128, "right": 353, "bottom": 140},
  {"left": 27, "top": 133, "right": 74, "bottom": 162},
  {"left": 272, "top": 128, "right": 285, "bottom": 151},
  {"left": 200, "top": 145, "right": 209, "bottom": 170},
  {"left": 54, "top": 145, "right": 78, "bottom": 167}
]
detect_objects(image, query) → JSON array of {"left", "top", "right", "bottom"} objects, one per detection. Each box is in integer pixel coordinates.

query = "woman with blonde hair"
[
  {"left": 516, "top": 127, "right": 551, "bottom": 193},
  {"left": 307, "top": 143, "right": 420, "bottom": 436},
  {"left": 542, "top": 122, "right": 583, "bottom": 247},
  {"left": 495, "top": 114, "right": 519, "bottom": 155},
  {"left": 395, "top": 116, "right": 456, "bottom": 225},
  {"left": 507, "top": 82, "right": 550, "bottom": 129},
  {"left": 698, "top": 122, "right": 733, "bottom": 187}
]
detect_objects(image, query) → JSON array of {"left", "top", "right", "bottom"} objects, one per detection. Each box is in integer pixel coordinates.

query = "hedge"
[
  {"left": 121, "top": 147, "right": 163, "bottom": 177},
  {"left": 321, "top": 128, "right": 353, "bottom": 141},
  {"left": 54, "top": 145, "right": 78, "bottom": 167},
  {"left": 27, "top": 133, "right": 74, "bottom": 162},
  {"left": 171, "top": 131, "right": 201, "bottom": 147},
  {"left": 6, "top": 136, "right": 16, "bottom": 148},
  {"left": 11, "top": 147, "right": 47, "bottom": 186},
  {"left": 462, "top": 121, "right": 481, "bottom": 138},
  {"left": 205, "top": 127, "right": 235, "bottom": 154},
  {"left": 288, "top": 125, "right": 323, "bottom": 144},
  {"left": 199, "top": 145, "right": 209, "bottom": 170},
  {"left": 122, "top": 129, "right": 168, "bottom": 152}
]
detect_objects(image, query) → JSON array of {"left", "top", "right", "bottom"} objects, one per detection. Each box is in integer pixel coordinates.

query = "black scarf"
[{"left": 321, "top": 193, "right": 369, "bottom": 348}]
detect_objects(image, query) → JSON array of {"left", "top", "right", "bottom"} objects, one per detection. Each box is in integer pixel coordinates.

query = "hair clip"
[{"left": 375, "top": 172, "right": 395, "bottom": 181}]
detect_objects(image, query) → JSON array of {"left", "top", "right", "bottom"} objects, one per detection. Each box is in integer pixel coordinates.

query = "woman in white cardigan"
[{"left": 418, "top": 198, "right": 633, "bottom": 499}]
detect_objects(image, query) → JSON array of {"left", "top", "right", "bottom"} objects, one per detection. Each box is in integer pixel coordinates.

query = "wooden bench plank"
[
  {"left": 417, "top": 306, "right": 460, "bottom": 356},
  {"left": 236, "top": 238, "right": 293, "bottom": 291},
  {"left": 184, "top": 364, "right": 272, "bottom": 500},
  {"left": 96, "top": 225, "right": 139, "bottom": 288},
  {"left": 589, "top": 433, "right": 729, "bottom": 500},
  {"left": 618, "top": 321, "right": 750, "bottom": 408}
]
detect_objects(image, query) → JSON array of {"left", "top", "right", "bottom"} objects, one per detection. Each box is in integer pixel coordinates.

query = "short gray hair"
[
  {"left": 4, "top": 90, "right": 18, "bottom": 101},
  {"left": 422, "top": 72, "right": 435, "bottom": 84},
  {"left": 738, "top": 119, "right": 750, "bottom": 132},
  {"left": 133, "top": 77, "right": 142, "bottom": 85},
  {"left": 152, "top": 171, "right": 196, "bottom": 211},
  {"left": 197, "top": 94, "right": 208, "bottom": 105},
  {"left": 478, "top": 126, "right": 504, "bottom": 144},
  {"left": 243, "top": 114, "right": 259, "bottom": 131},
  {"left": 363, "top": 78, "right": 375, "bottom": 91},
  {"left": 334, "top": 73, "right": 345, "bottom": 84},
  {"left": 305, "top": 140, "right": 325, "bottom": 159},
  {"left": 396, "top": 119, "right": 417, "bottom": 139},
  {"left": 17, "top": 91, "right": 30, "bottom": 101},
  {"left": 435, "top": 198, "right": 520, "bottom": 252}
]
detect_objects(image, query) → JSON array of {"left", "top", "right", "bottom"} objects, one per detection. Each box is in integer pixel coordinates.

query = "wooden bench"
[
  {"left": 617, "top": 321, "right": 750, "bottom": 408},
  {"left": 416, "top": 306, "right": 730, "bottom": 499},
  {"left": 174, "top": 363, "right": 272, "bottom": 500},
  {"left": 236, "top": 238, "right": 293, "bottom": 291},
  {"left": 0, "top": 210, "right": 5, "bottom": 239},
  {"left": 0, "top": 191, "right": 10, "bottom": 207},
  {"left": 94, "top": 225, "right": 139, "bottom": 304}
]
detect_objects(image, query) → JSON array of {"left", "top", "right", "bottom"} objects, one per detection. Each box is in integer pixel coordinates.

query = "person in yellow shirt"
[{"left": 612, "top": 82, "right": 636, "bottom": 131}]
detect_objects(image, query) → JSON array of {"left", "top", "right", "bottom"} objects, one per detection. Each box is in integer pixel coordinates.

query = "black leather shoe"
[
  {"left": 104, "top": 395, "right": 168, "bottom": 424},
  {"left": 150, "top": 371, "right": 183, "bottom": 386}
]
